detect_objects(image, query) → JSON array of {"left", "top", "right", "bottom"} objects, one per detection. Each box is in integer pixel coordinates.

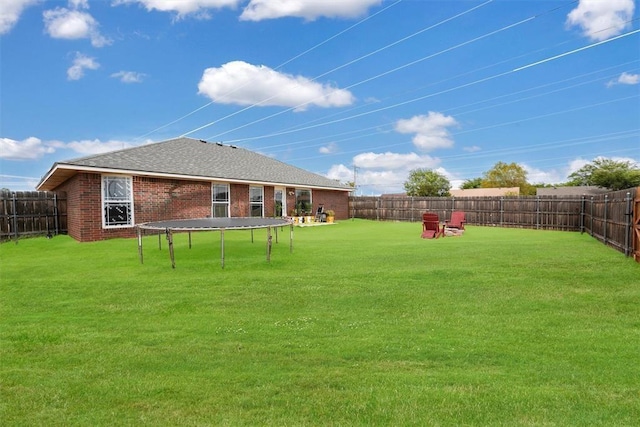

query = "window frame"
[
  {"left": 101, "top": 175, "right": 134, "bottom": 228},
  {"left": 249, "top": 185, "right": 264, "bottom": 217},
  {"left": 212, "top": 183, "right": 230, "bottom": 218},
  {"left": 274, "top": 187, "right": 286, "bottom": 217},
  {"left": 295, "top": 188, "right": 312, "bottom": 215}
]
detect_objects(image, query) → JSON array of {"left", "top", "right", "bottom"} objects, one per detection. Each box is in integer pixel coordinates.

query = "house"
[{"left": 37, "top": 137, "right": 352, "bottom": 242}]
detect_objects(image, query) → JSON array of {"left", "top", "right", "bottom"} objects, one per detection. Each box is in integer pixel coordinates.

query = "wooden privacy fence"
[
  {"left": 349, "top": 187, "right": 638, "bottom": 259},
  {"left": 0, "top": 190, "right": 67, "bottom": 241}
]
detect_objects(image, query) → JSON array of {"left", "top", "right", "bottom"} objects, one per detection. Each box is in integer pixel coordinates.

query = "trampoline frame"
[{"left": 136, "top": 217, "right": 293, "bottom": 268}]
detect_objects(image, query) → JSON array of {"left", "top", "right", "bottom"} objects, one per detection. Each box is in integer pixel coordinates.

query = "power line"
[
  {"left": 288, "top": 128, "right": 640, "bottom": 164},
  {"left": 204, "top": 4, "right": 538, "bottom": 140},
  {"left": 513, "top": 29, "right": 640, "bottom": 72},
  {"left": 213, "top": 28, "right": 640, "bottom": 145},
  {"left": 135, "top": 0, "right": 404, "bottom": 141},
  {"left": 189, "top": 0, "right": 504, "bottom": 140},
  {"left": 239, "top": 60, "right": 638, "bottom": 153}
]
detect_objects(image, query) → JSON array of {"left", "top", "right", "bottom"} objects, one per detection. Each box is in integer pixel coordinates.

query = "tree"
[
  {"left": 460, "top": 177, "right": 482, "bottom": 189},
  {"left": 481, "top": 161, "right": 536, "bottom": 195},
  {"left": 567, "top": 158, "right": 640, "bottom": 190},
  {"left": 404, "top": 168, "right": 451, "bottom": 197}
]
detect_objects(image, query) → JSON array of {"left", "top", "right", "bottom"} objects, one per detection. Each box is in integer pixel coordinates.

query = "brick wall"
[
  {"left": 231, "top": 184, "right": 249, "bottom": 217},
  {"left": 54, "top": 173, "right": 350, "bottom": 242},
  {"left": 311, "top": 189, "right": 350, "bottom": 219}
]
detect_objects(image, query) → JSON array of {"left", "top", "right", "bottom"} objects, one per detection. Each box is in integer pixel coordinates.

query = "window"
[
  {"left": 212, "top": 183, "right": 230, "bottom": 217},
  {"left": 102, "top": 175, "right": 133, "bottom": 227},
  {"left": 295, "top": 189, "right": 312, "bottom": 215},
  {"left": 274, "top": 187, "right": 285, "bottom": 217},
  {"left": 249, "top": 186, "right": 263, "bottom": 217}
]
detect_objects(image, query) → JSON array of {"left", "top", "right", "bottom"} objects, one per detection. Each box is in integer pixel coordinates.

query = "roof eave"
[{"left": 37, "top": 164, "right": 352, "bottom": 192}]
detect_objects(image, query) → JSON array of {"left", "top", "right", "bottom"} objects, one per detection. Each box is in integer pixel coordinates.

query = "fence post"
[
  {"left": 624, "top": 191, "right": 632, "bottom": 257},
  {"left": 12, "top": 192, "right": 18, "bottom": 243},
  {"left": 590, "top": 196, "right": 594, "bottom": 237},
  {"left": 603, "top": 194, "right": 608, "bottom": 244},
  {"left": 580, "top": 195, "right": 585, "bottom": 234},
  {"left": 53, "top": 193, "right": 59, "bottom": 236},
  {"left": 500, "top": 197, "right": 504, "bottom": 226},
  {"left": 376, "top": 197, "right": 380, "bottom": 221},
  {"left": 411, "top": 196, "right": 414, "bottom": 222},
  {"left": 536, "top": 196, "right": 540, "bottom": 230}
]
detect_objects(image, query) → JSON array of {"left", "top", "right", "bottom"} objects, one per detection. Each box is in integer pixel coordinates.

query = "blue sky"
[{"left": 1, "top": 0, "right": 639, "bottom": 195}]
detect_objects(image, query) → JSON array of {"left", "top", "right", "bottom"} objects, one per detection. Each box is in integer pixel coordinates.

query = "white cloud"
[
  {"left": 319, "top": 142, "right": 339, "bottom": 154},
  {"left": 327, "top": 163, "right": 404, "bottom": 195},
  {"left": 463, "top": 145, "right": 481, "bottom": 153},
  {"left": 114, "top": 0, "right": 241, "bottom": 19},
  {"left": 0, "top": 136, "right": 144, "bottom": 161},
  {"left": 326, "top": 164, "right": 353, "bottom": 182},
  {"left": 395, "top": 112, "right": 458, "bottom": 152},
  {"left": 570, "top": 155, "right": 640, "bottom": 171},
  {"left": 198, "top": 61, "right": 354, "bottom": 111},
  {"left": 566, "top": 0, "right": 635, "bottom": 41},
  {"left": 67, "top": 52, "right": 99, "bottom": 80},
  {"left": 43, "top": 2, "right": 112, "bottom": 47},
  {"left": 69, "top": 0, "right": 89, "bottom": 8},
  {"left": 0, "top": 0, "right": 38, "bottom": 34},
  {"left": 326, "top": 150, "right": 443, "bottom": 195},
  {"left": 64, "top": 139, "right": 134, "bottom": 154},
  {"left": 111, "top": 71, "right": 146, "bottom": 83},
  {"left": 531, "top": 156, "right": 640, "bottom": 185},
  {"left": 521, "top": 164, "right": 565, "bottom": 185},
  {"left": 240, "top": 0, "right": 381, "bottom": 21},
  {"left": 353, "top": 151, "right": 439, "bottom": 170},
  {"left": 0, "top": 137, "right": 55, "bottom": 160},
  {"left": 607, "top": 71, "right": 640, "bottom": 87}
]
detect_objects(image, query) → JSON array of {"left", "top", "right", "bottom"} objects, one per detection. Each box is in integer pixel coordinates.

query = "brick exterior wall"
[
  {"left": 53, "top": 172, "right": 350, "bottom": 242},
  {"left": 230, "top": 183, "right": 249, "bottom": 217},
  {"left": 310, "top": 189, "right": 349, "bottom": 219}
]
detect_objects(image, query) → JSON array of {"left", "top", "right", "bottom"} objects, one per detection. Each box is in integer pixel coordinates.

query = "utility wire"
[
  {"left": 242, "top": 60, "right": 639, "bottom": 152},
  {"left": 289, "top": 128, "right": 640, "bottom": 163},
  {"left": 135, "top": 0, "right": 403, "bottom": 141},
  {"left": 184, "top": 0, "right": 497, "bottom": 139},
  {"left": 205, "top": 3, "right": 592, "bottom": 141},
  {"left": 205, "top": 10, "right": 535, "bottom": 140},
  {"left": 216, "top": 28, "right": 640, "bottom": 144}
]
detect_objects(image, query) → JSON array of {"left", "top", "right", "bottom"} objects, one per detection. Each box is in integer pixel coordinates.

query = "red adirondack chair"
[
  {"left": 445, "top": 211, "right": 466, "bottom": 230},
  {"left": 421, "top": 213, "right": 442, "bottom": 239}
]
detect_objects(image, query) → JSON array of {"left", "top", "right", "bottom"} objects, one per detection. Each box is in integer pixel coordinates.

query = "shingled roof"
[{"left": 37, "top": 137, "right": 351, "bottom": 192}]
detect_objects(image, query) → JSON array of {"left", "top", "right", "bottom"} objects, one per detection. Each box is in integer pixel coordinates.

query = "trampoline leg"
[
  {"left": 137, "top": 227, "right": 143, "bottom": 264},
  {"left": 290, "top": 223, "right": 293, "bottom": 253},
  {"left": 188, "top": 231, "right": 192, "bottom": 249},
  {"left": 158, "top": 232, "right": 162, "bottom": 250},
  {"left": 220, "top": 228, "right": 225, "bottom": 269},
  {"left": 275, "top": 226, "right": 278, "bottom": 244},
  {"left": 166, "top": 228, "right": 175, "bottom": 269},
  {"left": 251, "top": 229, "right": 254, "bottom": 243},
  {"left": 266, "top": 226, "right": 272, "bottom": 263}
]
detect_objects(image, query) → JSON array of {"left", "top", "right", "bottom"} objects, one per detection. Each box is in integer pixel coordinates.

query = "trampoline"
[{"left": 136, "top": 217, "right": 293, "bottom": 268}]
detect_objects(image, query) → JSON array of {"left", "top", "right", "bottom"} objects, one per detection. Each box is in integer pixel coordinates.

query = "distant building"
[
  {"left": 536, "top": 186, "right": 609, "bottom": 197},
  {"left": 450, "top": 187, "right": 520, "bottom": 197}
]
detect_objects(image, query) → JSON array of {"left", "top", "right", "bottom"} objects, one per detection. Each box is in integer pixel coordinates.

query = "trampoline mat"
[{"left": 138, "top": 217, "right": 290, "bottom": 231}]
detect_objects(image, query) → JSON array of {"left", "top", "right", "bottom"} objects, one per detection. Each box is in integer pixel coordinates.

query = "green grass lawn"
[{"left": 1, "top": 220, "right": 639, "bottom": 426}]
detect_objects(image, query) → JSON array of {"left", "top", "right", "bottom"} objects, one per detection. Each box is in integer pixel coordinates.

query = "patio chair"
[
  {"left": 315, "top": 204, "right": 326, "bottom": 222},
  {"left": 421, "top": 213, "right": 442, "bottom": 239},
  {"left": 445, "top": 211, "right": 466, "bottom": 230}
]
